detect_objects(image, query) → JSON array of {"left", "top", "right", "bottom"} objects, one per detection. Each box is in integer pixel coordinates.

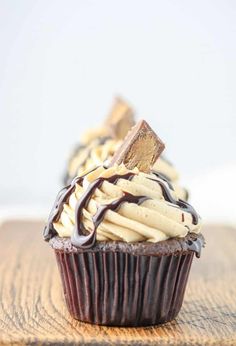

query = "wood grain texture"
[{"left": 0, "top": 220, "right": 235, "bottom": 345}]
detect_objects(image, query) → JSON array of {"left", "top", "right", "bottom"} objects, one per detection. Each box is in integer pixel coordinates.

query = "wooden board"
[{"left": 0, "top": 220, "right": 235, "bottom": 345}]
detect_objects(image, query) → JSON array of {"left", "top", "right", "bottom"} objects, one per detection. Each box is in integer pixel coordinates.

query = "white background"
[{"left": 0, "top": 0, "right": 235, "bottom": 223}]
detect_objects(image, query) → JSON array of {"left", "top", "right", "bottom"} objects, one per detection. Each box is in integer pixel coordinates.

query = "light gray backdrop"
[{"left": 0, "top": 0, "right": 235, "bottom": 222}]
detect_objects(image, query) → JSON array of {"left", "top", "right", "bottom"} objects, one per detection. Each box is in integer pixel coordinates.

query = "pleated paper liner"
[{"left": 51, "top": 234, "right": 204, "bottom": 326}]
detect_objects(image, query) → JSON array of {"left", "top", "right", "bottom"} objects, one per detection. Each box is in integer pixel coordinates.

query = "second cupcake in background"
[
  {"left": 64, "top": 97, "right": 188, "bottom": 200},
  {"left": 63, "top": 97, "right": 134, "bottom": 185}
]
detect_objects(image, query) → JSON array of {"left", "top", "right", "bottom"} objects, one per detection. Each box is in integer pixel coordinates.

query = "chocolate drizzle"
[
  {"left": 43, "top": 176, "right": 83, "bottom": 241},
  {"left": 45, "top": 171, "right": 135, "bottom": 243},
  {"left": 93, "top": 194, "right": 149, "bottom": 229},
  {"left": 186, "top": 237, "right": 204, "bottom": 258},
  {"left": 72, "top": 192, "right": 149, "bottom": 248},
  {"left": 151, "top": 170, "right": 189, "bottom": 201},
  {"left": 151, "top": 170, "right": 174, "bottom": 190},
  {"left": 149, "top": 172, "right": 198, "bottom": 225},
  {"left": 71, "top": 172, "right": 136, "bottom": 248},
  {"left": 44, "top": 168, "right": 99, "bottom": 241}
]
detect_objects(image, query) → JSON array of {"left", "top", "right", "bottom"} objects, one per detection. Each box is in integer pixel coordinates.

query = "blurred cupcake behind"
[
  {"left": 63, "top": 97, "right": 134, "bottom": 185},
  {"left": 63, "top": 97, "right": 188, "bottom": 200}
]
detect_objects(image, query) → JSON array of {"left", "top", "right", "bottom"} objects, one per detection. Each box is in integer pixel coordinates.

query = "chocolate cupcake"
[{"left": 44, "top": 120, "right": 204, "bottom": 326}]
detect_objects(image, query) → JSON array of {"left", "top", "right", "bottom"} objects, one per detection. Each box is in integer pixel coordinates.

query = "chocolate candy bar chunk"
[
  {"left": 110, "top": 120, "right": 165, "bottom": 172},
  {"left": 105, "top": 97, "right": 135, "bottom": 139}
]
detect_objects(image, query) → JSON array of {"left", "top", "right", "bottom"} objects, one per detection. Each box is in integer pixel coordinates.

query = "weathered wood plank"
[{"left": 0, "top": 220, "right": 235, "bottom": 345}]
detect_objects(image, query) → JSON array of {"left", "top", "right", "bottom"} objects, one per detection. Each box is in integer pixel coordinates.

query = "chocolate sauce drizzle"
[
  {"left": 151, "top": 170, "right": 189, "bottom": 201},
  {"left": 72, "top": 191, "right": 149, "bottom": 248},
  {"left": 44, "top": 167, "right": 99, "bottom": 241},
  {"left": 43, "top": 175, "right": 83, "bottom": 241},
  {"left": 186, "top": 237, "right": 204, "bottom": 258},
  {"left": 151, "top": 170, "right": 174, "bottom": 190},
  {"left": 44, "top": 171, "right": 134, "bottom": 242},
  {"left": 148, "top": 173, "right": 198, "bottom": 225},
  {"left": 71, "top": 172, "right": 135, "bottom": 248}
]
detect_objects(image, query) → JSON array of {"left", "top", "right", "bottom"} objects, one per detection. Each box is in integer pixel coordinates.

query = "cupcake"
[
  {"left": 44, "top": 120, "right": 204, "bottom": 326},
  {"left": 64, "top": 97, "right": 188, "bottom": 200},
  {"left": 63, "top": 97, "right": 134, "bottom": 185}
]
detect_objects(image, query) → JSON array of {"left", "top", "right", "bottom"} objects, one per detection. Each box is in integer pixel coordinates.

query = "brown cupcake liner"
[{"left": 54, "top": 249, "right": 194, "bottom": 326}]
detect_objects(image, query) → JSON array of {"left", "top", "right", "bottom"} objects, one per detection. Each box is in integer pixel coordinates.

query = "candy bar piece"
[
  {"left": 105, "top": 97, "right": 135, "bottom": 139},
  {"left": 110, "top": 120, "right": 165, "bottom": 172}
]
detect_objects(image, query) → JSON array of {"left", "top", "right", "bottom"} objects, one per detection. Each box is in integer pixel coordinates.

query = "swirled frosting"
[
  {"left": 65, "top": 138, "right": 188, "bottom": 200},
  {"left": 46, "top": 165, "right": 201, "bottom": 247},
  {"left": 80, "top": 127, "right": 110, "bottom": 146},
  {"left": 153, "top": 157, "right": 179, "bottom": 182},
  {"left": 66, "top": 139, "right": 179, "bottom": 183},
  {"left": 66, "top": 137, "right": 121, "bottom": 183}
]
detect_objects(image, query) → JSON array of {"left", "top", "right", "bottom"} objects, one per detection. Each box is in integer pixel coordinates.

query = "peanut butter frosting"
[
  {"left": 65, "top": 138, "right": 187, "bottom": 200},
  {"left": 80, "top": 127, "right": 109, "bottom": 146},
  {"left": 153, "top": 157, "right": 179, "bottom": 182},
  {"left": 45, "top": 165, "right": 201, "bottom": 248},
  {"left": 66, "top": 137, "right": 121, "bottom": 182}
]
